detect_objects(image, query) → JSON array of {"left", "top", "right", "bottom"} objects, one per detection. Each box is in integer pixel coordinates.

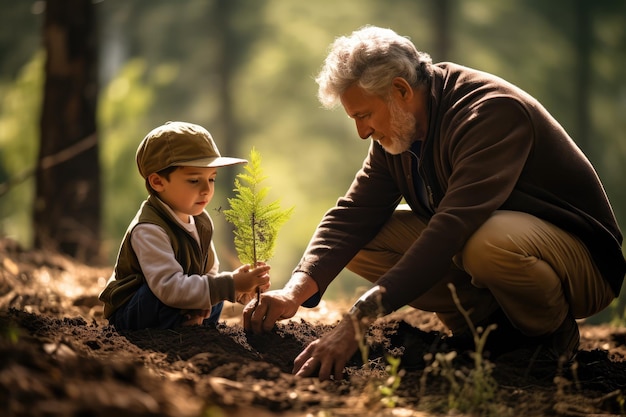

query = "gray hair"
[{"left": 315, "top": 26, "right": 433, "bottom": 108}]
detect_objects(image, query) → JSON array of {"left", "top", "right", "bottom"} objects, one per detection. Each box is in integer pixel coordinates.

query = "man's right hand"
[{"left": 242, "top": 288, "right": 301, "bottom": 333}]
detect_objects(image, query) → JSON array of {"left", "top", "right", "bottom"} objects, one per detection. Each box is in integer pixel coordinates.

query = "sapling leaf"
[{"left": 223, "top": 147, "right": 294, "bottom": 266}]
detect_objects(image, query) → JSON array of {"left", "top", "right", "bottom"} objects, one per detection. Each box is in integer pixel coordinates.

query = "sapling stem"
[{"left": 251, "top": 212, "right": 261, "bottom": 309}]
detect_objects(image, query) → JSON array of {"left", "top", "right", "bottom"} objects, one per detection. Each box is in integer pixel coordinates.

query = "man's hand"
[
  {"left": 243, "top": 288, "right": 301, "bottom": 333},
  {"left": 243, "top": 272, "right": 319, "bottom": 334},
  {"left": 292, "top": 318, "right": 359, "bottom": 381}
]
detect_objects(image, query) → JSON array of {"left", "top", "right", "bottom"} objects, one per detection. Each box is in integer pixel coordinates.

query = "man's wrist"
[
  {"left": 347, "top": 285, "right": 386, "bottom": 324},
  {"left": 285, "top": 271, "right": 319, "bottom": 305}
]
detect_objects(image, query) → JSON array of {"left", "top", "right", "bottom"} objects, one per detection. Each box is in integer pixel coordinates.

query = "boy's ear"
[{"left": 148, "top": 173, "right": 166, "bottom": 192}]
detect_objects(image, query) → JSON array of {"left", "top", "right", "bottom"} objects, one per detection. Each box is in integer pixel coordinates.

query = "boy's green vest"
[{"left": 99, "top": 195, "right": 214, "bottom": 318}]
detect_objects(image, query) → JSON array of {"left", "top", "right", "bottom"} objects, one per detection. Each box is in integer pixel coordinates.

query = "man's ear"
[
  {"left": 391, "top": 77, "right": 413, "bottom": 101},
  {"left": 148, "top": 173, "right": 165, "bottom": 192}
]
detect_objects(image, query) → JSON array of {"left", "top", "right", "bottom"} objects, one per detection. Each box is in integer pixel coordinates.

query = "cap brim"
[{"left": 175, "top": 157, "right": 248, "bottom": 168}]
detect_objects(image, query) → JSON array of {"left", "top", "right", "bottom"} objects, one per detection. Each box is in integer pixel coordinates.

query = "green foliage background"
[{"left": 0, "top": 1, "right": 625, "bottom": 317}]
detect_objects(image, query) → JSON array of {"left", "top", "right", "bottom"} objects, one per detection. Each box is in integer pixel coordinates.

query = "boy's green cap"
[{"left": 136, "top": 121, "right": 247, "bottom": 178}]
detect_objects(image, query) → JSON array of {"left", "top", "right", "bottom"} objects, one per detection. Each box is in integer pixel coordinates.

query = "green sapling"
[{"left": 223, "top": 147, "right": 293, "bottom": 304}]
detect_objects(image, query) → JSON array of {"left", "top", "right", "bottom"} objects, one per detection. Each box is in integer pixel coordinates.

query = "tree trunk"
[
  {"left": 213, "top": 0, "right": 239, "bottom": 192},
  {"left": 433, "top": 0, "right": 451, "bottom": 61},
  {"left": 34, "top": 0, "right": 101, "bottom": 262}
]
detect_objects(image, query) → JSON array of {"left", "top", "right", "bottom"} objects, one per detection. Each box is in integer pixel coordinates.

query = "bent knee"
[{"left": 461, "top": 212, "right": 535, "bottom": 283}]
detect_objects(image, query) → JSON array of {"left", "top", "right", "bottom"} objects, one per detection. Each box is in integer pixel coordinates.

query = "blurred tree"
[
  {"left": 208, "top": 0, "right": 268, "bottom": 267},
  {"left": 0, "top": 1, "right": 41, "bottom": 81},
  {"left": 574, "top": 0, "right": 591, "bottom": 154},
  {"left": 210, "top": 0, "right": 266, "bottom": 184},
  {"left": 34, "top": 0, "right": 101, "bottom": 262},
  {"left": 432, "top": 0, "right": 451, "bottom": 61},
  {"left": 0, "top": 53, "right": 43, "bottom": 245},
  {"left": 98, "top": 59, "right": 159, "bottom": 261}
]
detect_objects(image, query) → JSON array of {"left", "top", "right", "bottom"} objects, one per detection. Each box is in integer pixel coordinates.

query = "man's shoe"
[
  {"left": 442, "top": 310, "right": 579, "bottom": 366},
  {"left": 441, "top": 308, "right": 530, "bottom": 358},
  {"left": 494, "top": 314, "right": 580, "bottom": 377},
  {"left": 536, "top": 313, "right": 580, "bottom": 364}
]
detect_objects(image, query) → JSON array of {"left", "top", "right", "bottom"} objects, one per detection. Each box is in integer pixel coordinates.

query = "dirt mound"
[{"left": 1, "top": 238, "right": 625, "bottom": 416}]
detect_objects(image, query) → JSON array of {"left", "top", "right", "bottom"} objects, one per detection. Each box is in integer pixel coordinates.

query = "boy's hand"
[{"left": 234, "top": 262, "right": 271, "bottom": 303}]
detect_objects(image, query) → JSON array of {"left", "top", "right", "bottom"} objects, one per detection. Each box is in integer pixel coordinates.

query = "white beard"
[{"left": 380, "top": 99, "right": 417, "bottom": 155}]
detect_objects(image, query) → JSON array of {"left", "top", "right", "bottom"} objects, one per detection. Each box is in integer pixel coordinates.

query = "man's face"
[{"left": 340, "top": 83, "right": 417, "bottom": 154}]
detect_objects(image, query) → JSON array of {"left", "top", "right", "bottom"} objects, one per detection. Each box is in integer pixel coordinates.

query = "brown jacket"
[{"left": 295, "top": 62, "right": 625, "bottom": 313}]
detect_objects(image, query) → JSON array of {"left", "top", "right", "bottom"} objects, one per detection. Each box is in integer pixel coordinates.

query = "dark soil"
[{"left": 1, "top": 238, "right": 625, "bottom": 416}]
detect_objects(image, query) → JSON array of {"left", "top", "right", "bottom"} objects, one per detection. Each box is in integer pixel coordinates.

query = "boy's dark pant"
[{"left": 109, "top": 283, "right": 223, "bottom": 330}]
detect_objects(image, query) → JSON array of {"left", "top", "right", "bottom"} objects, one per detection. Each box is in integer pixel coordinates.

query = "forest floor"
[{"left": 1, "top": 237, "right": 625, "bottom": 417}]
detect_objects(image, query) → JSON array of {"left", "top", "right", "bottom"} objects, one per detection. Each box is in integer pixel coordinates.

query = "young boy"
[{"left": 99, "top": 121, "right": 270, "bottom": 330}]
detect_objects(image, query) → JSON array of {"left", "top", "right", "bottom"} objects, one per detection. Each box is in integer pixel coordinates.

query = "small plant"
[
  {"left": 353, "top": 316, "right": 370, "bottom": 368},
  {"left": 377, "top": 355, "right": 404, "bottom": 408},
  {"left": 554, "top": 361, "right": 626, "bottom": 415},
  {"left": 348, "top": 289, "right": 405, "bottom": 409},
  {"left": 1, "top": 322, "right": 19, "bottom": 344},
  {"left": 420, "top": 283, "right": 504, "bottom": 416},
  {"left": 223, "top": 147, "right": 293, "bottom": 267}
]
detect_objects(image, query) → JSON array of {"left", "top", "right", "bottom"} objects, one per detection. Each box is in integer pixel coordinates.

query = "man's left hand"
[{"left": 292, "top": 317, "right": 360, "bottom": 381}]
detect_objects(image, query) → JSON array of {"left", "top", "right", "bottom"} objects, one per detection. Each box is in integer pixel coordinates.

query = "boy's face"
[{"left": 148, "top": 166, "right": 218, "bottom": 223}]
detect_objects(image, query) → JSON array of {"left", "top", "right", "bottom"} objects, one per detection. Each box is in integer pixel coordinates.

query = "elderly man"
[{"left": 244, "top": 26, "right": 625, "bottom": 381}]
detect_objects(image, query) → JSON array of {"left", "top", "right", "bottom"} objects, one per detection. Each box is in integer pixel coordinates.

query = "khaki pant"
[{"left": 346, "top": 205, "right": 615, "bottom": 336}]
